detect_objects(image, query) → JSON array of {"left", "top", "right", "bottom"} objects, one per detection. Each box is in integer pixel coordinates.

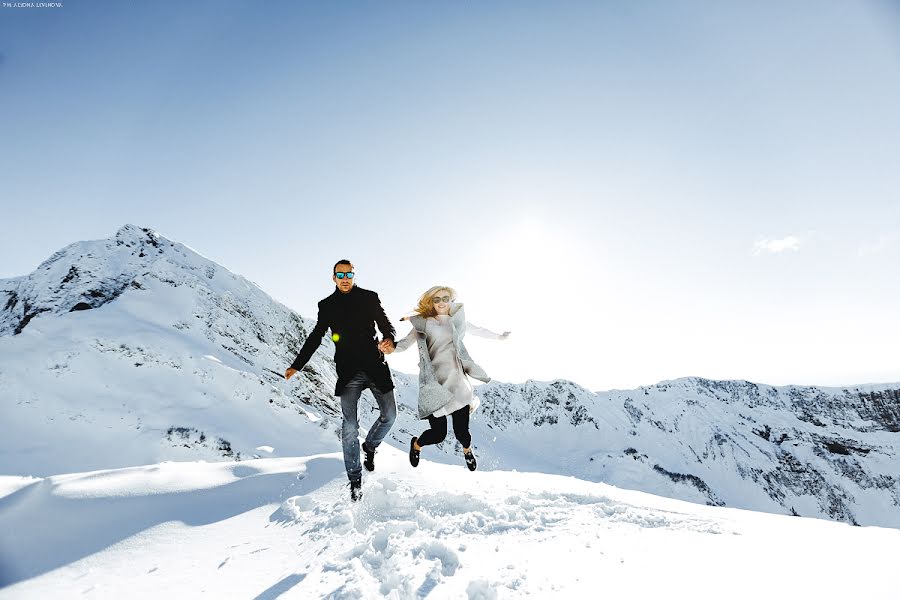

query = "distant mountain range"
[{"left": 2, "top": 225, "right": 898, "bottom": 527}]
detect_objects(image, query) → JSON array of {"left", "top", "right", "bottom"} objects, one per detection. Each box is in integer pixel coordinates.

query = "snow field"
[{"left": 3, "top": 444, "right": 899, "bottom": 599}]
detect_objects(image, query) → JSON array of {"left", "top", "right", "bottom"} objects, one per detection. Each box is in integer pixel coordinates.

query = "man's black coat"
[{"left": 290, "top": 285, "right": 396, "bottom": 395}]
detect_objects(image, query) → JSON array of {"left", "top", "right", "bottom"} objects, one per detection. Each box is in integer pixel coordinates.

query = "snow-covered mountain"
[
  {"left": 473, "top": 377, "right": 900, "bottom": 528},
  {"left": 2, "top": 225, "right": 898, "bottom": 529}
]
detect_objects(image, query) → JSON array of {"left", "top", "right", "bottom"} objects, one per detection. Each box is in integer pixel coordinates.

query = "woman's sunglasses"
[
  {"left": 334, "top": 272, "right": 355, "bottom": 279},
  {"left": 432, "top": 295, "right": 451, "bottom": 304}
]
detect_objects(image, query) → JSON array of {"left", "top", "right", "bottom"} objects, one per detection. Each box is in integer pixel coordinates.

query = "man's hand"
[
  {"left": 285, "top": 368, "right": 298, "bottom": 380},
  {"left": 500, "top": 331, "right": 511, "bottom": 340},
  {"left": 378, "top": 339, "right": 395, "bottom": 354}
]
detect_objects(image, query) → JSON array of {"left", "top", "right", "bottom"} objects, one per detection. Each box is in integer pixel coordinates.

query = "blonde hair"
[{"left": 411, "top": 285, "right": 457, "bottom": 318}]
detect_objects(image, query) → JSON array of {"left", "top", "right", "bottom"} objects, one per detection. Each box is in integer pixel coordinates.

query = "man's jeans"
[{"left": 340, "top": 370, "right": 397, "bottom": 481}]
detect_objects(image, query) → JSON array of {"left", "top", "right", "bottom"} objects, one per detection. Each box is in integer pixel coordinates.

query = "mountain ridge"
[{"left": 1, "top": 225, "right": 898, "bottom": 528}]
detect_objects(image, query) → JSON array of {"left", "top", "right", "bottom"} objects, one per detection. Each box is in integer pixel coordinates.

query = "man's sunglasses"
[
  {"left": 432, "top": 295, "right": 451, "bottom": 304},
  {"left": 334, "top": 272, "right": 355, "bottom": 279}
]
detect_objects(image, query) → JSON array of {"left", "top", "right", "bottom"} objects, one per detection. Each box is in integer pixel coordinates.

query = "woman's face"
[{"left": 432, "top": 290, "right": 451, "bottom": 315}]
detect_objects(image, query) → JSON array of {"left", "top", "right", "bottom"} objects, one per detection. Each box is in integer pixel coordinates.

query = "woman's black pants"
[{"left": 417, "top": 404, "right": 471, "bottom": 449}]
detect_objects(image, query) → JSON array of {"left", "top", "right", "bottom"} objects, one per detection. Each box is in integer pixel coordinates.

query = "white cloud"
[{"left": 752, "top": 235, "right": 801, "bottom": 255}]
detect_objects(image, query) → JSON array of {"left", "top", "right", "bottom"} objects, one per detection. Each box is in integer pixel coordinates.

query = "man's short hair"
[{"left": 333, "top": 259, "right": 353, "bottom": 273}]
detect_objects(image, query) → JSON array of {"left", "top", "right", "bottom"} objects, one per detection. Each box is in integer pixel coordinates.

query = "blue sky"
[{"left": 2, "top": 1, "right": 899, "bottom": 390}]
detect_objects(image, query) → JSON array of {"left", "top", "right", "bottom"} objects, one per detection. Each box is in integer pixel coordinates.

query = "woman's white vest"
[{"left": 408, "top": 303, "right": 490, "bottom": 419}]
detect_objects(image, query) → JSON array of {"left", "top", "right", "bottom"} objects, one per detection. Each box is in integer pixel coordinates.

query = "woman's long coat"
[{"left": 405, "top": 303, "right": 490, "bottom": 419}]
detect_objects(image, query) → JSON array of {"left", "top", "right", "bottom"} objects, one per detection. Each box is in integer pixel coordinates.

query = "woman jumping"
[{"left": 383, "top": 286, "right": 508, "bottom": 471}]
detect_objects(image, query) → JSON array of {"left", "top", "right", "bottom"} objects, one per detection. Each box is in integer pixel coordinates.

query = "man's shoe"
[
  {"left": 349, "top": 478, "right": 363, "bottom": 502},
  {"left": 464, "top": 449, "right": 477, "bottom": 472},
  {"left": 363, "top": 443, "right": 375, "bottom": 472},
  {"left": 409, "top": 437, "right": 420, "bottom": 467}
]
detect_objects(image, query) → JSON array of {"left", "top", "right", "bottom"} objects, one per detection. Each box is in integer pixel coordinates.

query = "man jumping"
[{"left": 285, "top": 260, "right": 397, "bottom": 501}]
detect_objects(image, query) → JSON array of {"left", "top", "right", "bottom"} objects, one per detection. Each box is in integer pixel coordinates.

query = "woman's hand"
[{"left": 285, "top": 368, "right": 298, "bottom": 380}]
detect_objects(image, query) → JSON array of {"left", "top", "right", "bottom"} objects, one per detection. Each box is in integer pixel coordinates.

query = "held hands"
[
  {"left": 285, "top": 368, "right": 298, "bottom": 380},
  {"left": 378, "top": 338, "right": 395, "bottom": 354}
]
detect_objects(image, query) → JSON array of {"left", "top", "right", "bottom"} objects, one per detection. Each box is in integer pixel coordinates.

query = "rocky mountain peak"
[
  {"left": 1, "top": 225, "right": 202, "bottom": 336},
  {"left": 113, "top": 223, "right": 167, "bottom": 251}
]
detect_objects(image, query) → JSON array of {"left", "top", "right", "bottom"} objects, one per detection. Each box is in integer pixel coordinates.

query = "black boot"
[
  {"left": 349, "top": 478, "right": 363, "bottom": 502},
  {"left": 464, "top": 449, "right": 477, "bottom": 471},
  {"left": 363, "top": 443, "right": 375, "bottom": 472},
  {"left": 409, "top": 437, "right": 420, "bottom": 467}
]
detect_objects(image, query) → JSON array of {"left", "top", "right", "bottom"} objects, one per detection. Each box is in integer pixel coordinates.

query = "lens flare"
[{"left": 331, "top": 333, "right": 340, "bottom": 342}]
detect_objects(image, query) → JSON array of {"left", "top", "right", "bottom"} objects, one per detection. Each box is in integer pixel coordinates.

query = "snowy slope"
[
  {"left": 1, "top": 225, "right": 898, "bottom": 530},
  {"left": 2, "top": 448, "right": 899, "bottom": 599}
]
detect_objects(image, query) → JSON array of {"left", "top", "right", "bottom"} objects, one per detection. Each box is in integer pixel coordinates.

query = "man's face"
[{"left": 333, "top": 264, "right": 355, "bottom": 293}]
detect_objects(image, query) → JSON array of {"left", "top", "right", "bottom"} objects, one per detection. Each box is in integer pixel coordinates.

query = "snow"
[{"left": 2, "top": 447, "right": 898, "bottom": 599}]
